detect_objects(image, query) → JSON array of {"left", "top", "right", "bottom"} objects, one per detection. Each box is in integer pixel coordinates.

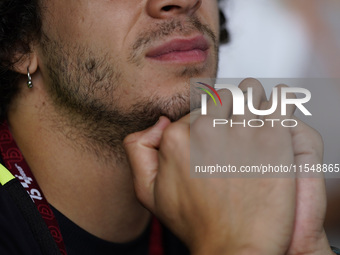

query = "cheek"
[
  {"left": 41, "top": 0, "right": 140, "bottom": 52},
  {"left": 41, "top": 0, "right": 85, "bottom": 42}
]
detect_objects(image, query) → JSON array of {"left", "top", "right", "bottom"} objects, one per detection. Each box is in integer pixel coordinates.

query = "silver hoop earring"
[{"left": 27, "top": 67, "right": 33, "bottom": 88}]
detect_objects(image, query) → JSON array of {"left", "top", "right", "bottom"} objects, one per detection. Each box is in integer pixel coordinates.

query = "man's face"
[{"left": 36, "top": 0, "right": 220, "bottom": 151}]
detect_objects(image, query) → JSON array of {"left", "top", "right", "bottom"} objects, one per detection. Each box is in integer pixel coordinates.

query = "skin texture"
[
  {"left": 7, "top": 0, "right": 334, "bottom": 254},
  {"left": 9, "top": 0, "right": 220, "bottom": 243},
  {"left": 36, "top": 0, "right": 220, "bottom": 158},
  {"left": 124, "top": 79, "right": 334, "bottom": 255}
]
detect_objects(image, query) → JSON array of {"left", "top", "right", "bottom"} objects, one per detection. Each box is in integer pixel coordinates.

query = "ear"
[{"left": 12, "top": 50, "right": 38, "bottom": 75}]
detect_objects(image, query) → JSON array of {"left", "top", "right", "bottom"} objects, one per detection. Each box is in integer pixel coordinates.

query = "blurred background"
[{"left": 217, "top": 0, "right": 340, "bottom": 246}]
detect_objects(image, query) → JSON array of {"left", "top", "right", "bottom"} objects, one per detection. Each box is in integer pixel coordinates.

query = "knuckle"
[
  {"left": 239, "top": 77, "right": 263, "bottom": 90},
  {"left": 216, "top": 88, "right": 233, "bottom": 100},
  {"left": 239, "top": 78, "right": 266, "bottom": 100},
  {"left": 275, "top": 84, "right": 297, "bottom": 99},
  {"left": 275, "top": 83, "right": 289, "bottom": 89}
]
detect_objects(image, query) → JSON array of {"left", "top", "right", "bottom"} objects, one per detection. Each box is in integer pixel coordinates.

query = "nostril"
[
  {"left": 161, "top": 5, "right": 180, "bottom": 12},
  {"left": 147, "top": 1, "right": 201, "bottom": 19}
]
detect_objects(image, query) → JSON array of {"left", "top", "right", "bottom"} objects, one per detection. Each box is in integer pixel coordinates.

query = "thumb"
[
  {"left": 123, "top": 116, "right": 171, "bottom": 209},
  {"left": 291, "top": 118, "right": 324, "bottom": 175}
]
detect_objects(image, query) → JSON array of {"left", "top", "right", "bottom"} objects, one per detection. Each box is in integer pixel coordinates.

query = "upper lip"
[{"left": 146, "top": 35, "right": 210, "bottom": 58}]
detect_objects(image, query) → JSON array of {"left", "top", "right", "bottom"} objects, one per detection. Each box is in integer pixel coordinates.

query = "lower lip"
[{"left": 147, "top": 49, "right": 208, "bottom": 64}]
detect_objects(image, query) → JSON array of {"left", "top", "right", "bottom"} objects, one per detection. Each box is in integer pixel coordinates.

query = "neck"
[{"left": 7, "top": 77, "right": 150, "bottom": 243}]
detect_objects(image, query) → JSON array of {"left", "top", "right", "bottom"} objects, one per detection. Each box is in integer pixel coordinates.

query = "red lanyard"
[
  {"left": 0, "top": 122, "right": 68, "bottom": 255},
  {"left": 0, "top": 122, "right": 164, "bottom": 255}
]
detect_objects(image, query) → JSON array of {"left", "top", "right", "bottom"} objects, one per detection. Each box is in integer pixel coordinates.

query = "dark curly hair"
[
  {"left": 0, "top": 0, "right": 229, "bottom": 122},
  {"left": 0, "top": 0, "right": 41, "bottom": 121}
]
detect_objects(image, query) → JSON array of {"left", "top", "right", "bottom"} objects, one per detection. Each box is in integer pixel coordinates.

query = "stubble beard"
[{"left": 39, "top": 17, "right": 219, "bottom": 162}]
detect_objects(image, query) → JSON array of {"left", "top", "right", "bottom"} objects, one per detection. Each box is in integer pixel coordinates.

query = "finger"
[
  {"left": 166, "top": 109, "right": 199, "bottom": 129},
  {"left": 287, "top": 117, "right": 327, "bottom": 254},
  {"left": 181, "top": 88, "right": 233, "bottom": 126},
  {"left": 266, "top": 84, "right": 296, "bottom": 121},
  {"left": 123, "top": 116, "right": 171, "bottom": 209},
  {"left": 189, "top": 108, "right": 202, "bottom": 125},
  {"left": 291, "top": 118, "right": 324, "bottom": 178},
  {"left": 206, "top": 89, "right": 233, "bottom": 119},
  {"left": 233, "top": 78, "right": 267, "bottom": 122},
  {"left": 281, "top": 85, "right": 297, "bottom": 118},
  {"left": 196, "top": 81, "right": 233, "bottom": 119},
  {"left": 294, "top": 177, "right": 327, "bottom": 231}
]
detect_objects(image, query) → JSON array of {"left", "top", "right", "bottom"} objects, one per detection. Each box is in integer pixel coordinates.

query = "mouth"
[{"left": 146, "top": 35, "right": 209, "bottom": 64}]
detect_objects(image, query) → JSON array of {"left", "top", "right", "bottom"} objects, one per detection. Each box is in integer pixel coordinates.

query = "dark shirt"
[
  {"left": 0, "top": 177, "right": 189, "bottom": 255},
  {"left": 0, "top": 182, "right": 44, "bottom": 255}
]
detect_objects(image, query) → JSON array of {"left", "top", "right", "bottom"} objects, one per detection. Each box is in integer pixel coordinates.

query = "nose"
[{"left": 146, "top": 0, "right": 202, "bottom": 19}]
